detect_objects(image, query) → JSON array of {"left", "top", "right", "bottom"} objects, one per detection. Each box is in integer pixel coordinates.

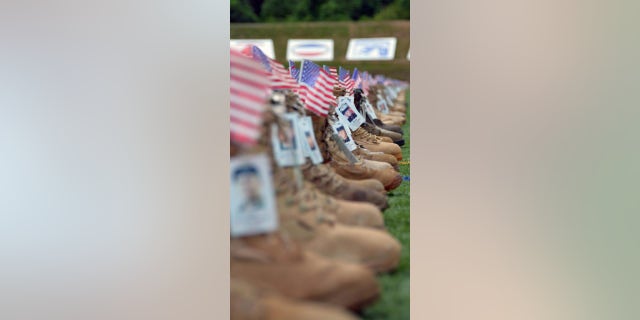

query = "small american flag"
[
  {"left": 361, "top": 71, "right": 370, "bottom": 96},
  {"left": 249, "top": 46, "right": 299, "bottom": 90},
  {"left": 230, "top": 48, "right": 271, "bottom": 146},
  {"left": 287, "top": 60, "right": 304, "bottom": 99},
  {"left": 338, "top": 67, "right": 355, "bottom": 94},
  {"left": 299, "top": 60, "right": 336, "bottom": 116},
  {"left": 352, "top": 67, "right": 362, "bottom": 90},
  {"left": 328, "top": 66, "right": 338, "bottom": 80},
  {"left": 289, "top": 60, "right": 299, "bottom": 80},
  {"left": 323, "top": 65, "right": 339, "bottom": 86}
]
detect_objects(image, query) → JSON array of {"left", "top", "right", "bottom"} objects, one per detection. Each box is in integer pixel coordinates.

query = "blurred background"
[
  {"left": 231, "top": 0, "right": 409, "bottom": 22},
  {"left": 230, "top": 0, "right": 410, "bottom": 81}
]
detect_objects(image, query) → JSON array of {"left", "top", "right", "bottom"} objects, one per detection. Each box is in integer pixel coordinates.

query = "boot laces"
[{"left": 353, "top": 127, "right": 381, "bottom": 144}]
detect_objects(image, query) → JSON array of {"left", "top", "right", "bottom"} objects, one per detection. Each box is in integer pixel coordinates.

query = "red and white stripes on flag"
[
  {"left": 242, "top": 45, "right": 299, "bottom": 91},
  {"left": 323, "top": 65, "right": 339, "bottom": 87},
  {"left": 269, "top": 59, "right": 299, "bottom": 90},
  {"left": 329, "top": 67, "right": 338, "bottom": 81},
  {"left": 361, "top": 71, "right": 371, "bottom": 96},
  {"left": 230, "top": 49, "right": 271, "bottom": 146},
  {"left": 338, "top": 67, "right": 355, "bottom": 94},
  {"left": 342, "top": 77, "right": 354, "bottom": 93},
  {"left": 298, "top": 60, "right": 337, "bottom": 117}
]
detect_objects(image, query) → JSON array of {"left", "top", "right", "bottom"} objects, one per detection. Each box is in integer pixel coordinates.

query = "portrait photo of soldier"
[
  {"left": 341, "top": 105, "right": 357, "bottom": 122},
  {"left": 305, "top": 131, "right": 317, "bottom": 151},
  {"left": 277, "top": 120, "right": 296, "bottom": 150},
  {"left": 232, "top": 164, "right": 264, "bottom": 214},
  {"left": 336, "top": 125, "right": 350, "bottom": 143}
]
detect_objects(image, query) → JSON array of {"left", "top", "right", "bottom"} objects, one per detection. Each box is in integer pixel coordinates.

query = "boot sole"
[{"left": 384, "top": 174, "right": 403, "bottom": 191}]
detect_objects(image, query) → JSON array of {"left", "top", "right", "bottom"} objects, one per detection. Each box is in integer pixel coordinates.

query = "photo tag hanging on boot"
[
  {"left": 330, "top": 119, "right": 357, "bottom": 151},
  {"left": 336, "top": 96, "right": 365, "bottom": 131},
  {"left": 363, "top": 100, "right": 378, "bottom": 120},
  {"left": 230, "top": 153, "right": 278, "bottom": 237},
  {"left": 377, "top": 95, "right": 390, "bottom": 114},
  {"left": 296, "top": 116, "right": 324, "bottom": 164},
  {"left": 385, "top": 86, "right": 397, "bottom": 101},
  {"left": 383, "top": 90, "right": 394, "bottom": 106},
  {"left": 271, "top": 113, "right": 305, "bottom": 167}
]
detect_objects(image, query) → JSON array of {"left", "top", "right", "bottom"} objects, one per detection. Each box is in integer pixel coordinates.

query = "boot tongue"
[{"left": 352, "top": 127, "right": 371, "bottom": 142}]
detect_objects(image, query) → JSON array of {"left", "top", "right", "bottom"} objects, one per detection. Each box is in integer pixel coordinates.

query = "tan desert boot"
[
  {"left": 295, "top": 176, "right": 386, "bottom": 229},
  {"left": 368, "top": 89, "right": 406, "bottom": 121},
  {"left": 376, "top": 112, "right": 405, "bottom": 126},
  {"left": 308, "top": 110, "right": 402, "bottom": 190},
  {"left": 368, "top": 108, "right": 406, "bottom": 126},
  {"left": 375, "top": 108, "right": 406, "bottom": 123},
  {"left": 231, "top": 234, "right": 380, "bottom": 310},
  {"left": 354, "top": 147, "right": 399, "bottom": 170},
  {"left": 277, "top": 165, "right": 385, "bottom": 229},
  {"left": 392, "top": 103, "right": 406, "bottom": 113},
  {"left": 361, "top": 131, "right": 394, "bottom": 143},
  {"left": 374, "top": 133, "right": 394, "bottom": 143},
  {"left": 344, "top": 175, "right": 387, "bottom": 193},
  {"left": 379, "top": 135, "right": 395, "bottom": 143},
  {"left": 324, "top": 128, "right": 402, "bottom": 191},
  {"left": 302, "top": 99, "right": 402, "bottom": 190},
  {"left": 353, "top": 89, "right": 404, "bottom": 134},
  {"left": 395, "top": 90, "right": 407, "bottom": 103},
  {"left": 362, "top": 122, "right": 405, "bottom": 147},
  {"left": 260, "top": 114, "right": 384, "bottom": 228},
  {"left": 351, "top": 127, "right": 403, "bottom": 161},
  {"left": 274, "top": 169, "right": 402, "bottom": 273},
  {"left": 231, "top": 278, "right": 360, "bottom": 320},
  {"left": 362, "top": 122, "right": 403, "bottom": 142},
  {"left": 386, "top": 110, "right": 406, "bottom": 118},
  {"left": 370, "top": 117, "right": 404, "bottom": 135},
  {"left": 302, "top": 162, "right": 389, "bottom": 210}
]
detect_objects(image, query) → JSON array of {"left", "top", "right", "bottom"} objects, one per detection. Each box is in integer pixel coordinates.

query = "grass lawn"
[{"left": 362, "top": 90, "right": 410, "bottom": 319}]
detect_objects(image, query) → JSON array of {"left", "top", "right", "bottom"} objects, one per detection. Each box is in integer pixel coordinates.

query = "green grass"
[
  {"left": 362, "top": 90, "right": 410, "bottom": 320},
  {"left": 231, "top": 21, "right": 410, "bottom": 81}
]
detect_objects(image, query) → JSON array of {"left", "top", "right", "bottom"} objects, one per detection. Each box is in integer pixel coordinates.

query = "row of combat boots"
[{"left": 231, "top": 82, "right": 408, "bottom": 319}]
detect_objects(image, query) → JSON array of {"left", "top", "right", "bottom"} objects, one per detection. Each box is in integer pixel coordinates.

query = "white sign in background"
[
  {"left": 287, "top": 39, "right": 334, "bottom": 61},
  {"left": 230, "top": 39, "right": 276, "bottom": 59},
  {"left": 346, "top": 37, "right": 397, "bottom": 61}
]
